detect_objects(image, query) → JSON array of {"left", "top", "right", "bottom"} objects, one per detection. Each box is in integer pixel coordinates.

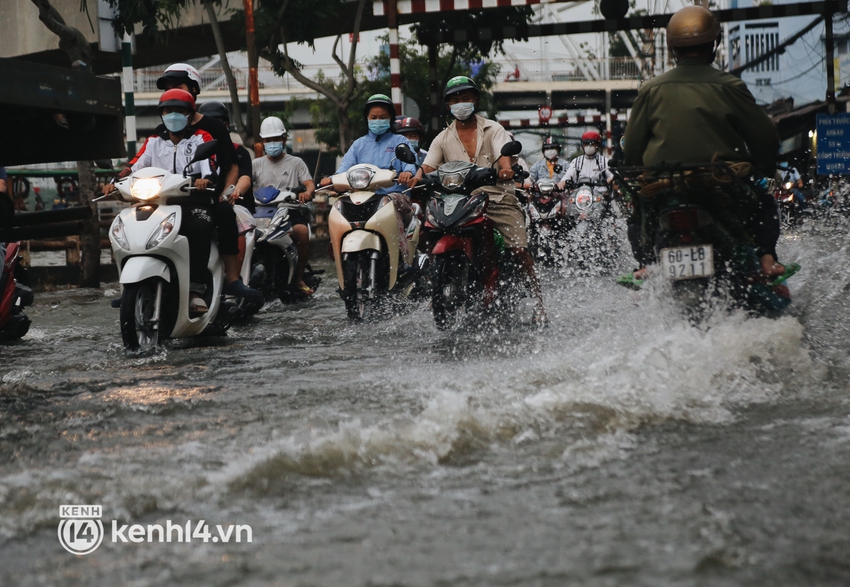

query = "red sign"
[{"left": 538, "top": 105, "right": 552, "bottom": 123}]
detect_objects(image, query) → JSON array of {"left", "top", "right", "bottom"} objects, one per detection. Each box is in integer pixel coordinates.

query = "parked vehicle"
[
  {"left": 326, "top": 161, "right": 422, "bottom": 321},
  {"left": 0, "top": 242, "right": 33, "bottom": 343}
]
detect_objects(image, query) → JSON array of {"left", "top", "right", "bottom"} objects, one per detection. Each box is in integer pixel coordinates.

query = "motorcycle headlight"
[
  {"left": 145, "top": 213, "right": 176, "bottom": 250},
  {"left": 440, "top": 171, "right": 467, "bottom": 189},
  {"left": 784, "top": 182, "right": 793, "bottom": 190},
  {"left": 347, "top": 167, "right": 375, "bottom": 190},
  {"left": 539, "top": 183, "right": 554, "bottom": 194},
  {"left": 575, "top": 187, "right": 594, "bottom": 211},
  {"left": 111, "top": 216, "right": 129, "bottom": 250},
  {"left": 131, "top": 177, "right": 163, "bottom": 201}
]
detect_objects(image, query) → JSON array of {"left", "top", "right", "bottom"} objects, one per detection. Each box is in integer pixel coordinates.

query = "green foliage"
[
  {"left": 104, "top": 0, "right": 191, "bottom": 38},
  {"left": 364, "top": 35, "right": 502, "bottom": 124}
]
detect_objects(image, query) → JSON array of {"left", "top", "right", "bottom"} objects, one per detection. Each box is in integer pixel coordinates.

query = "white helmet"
[
  {"left": 157, "top": 63, "right": 202, "bottom": 95},
  {"left": 259, "top": 116, "right": 287, "bottom": 138}
]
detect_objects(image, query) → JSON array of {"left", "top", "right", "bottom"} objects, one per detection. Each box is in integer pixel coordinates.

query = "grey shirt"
[{"left": 252, "top": 154, "right": 312, "bottom": 192}]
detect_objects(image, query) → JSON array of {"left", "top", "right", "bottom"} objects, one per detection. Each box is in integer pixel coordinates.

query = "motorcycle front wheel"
[
  {"left": 120, "top": 279, "right": 163, "bottom": 351},
  {"left": 431, "top": 251, "right": 469, "bottom": 330},
  {"left": 343, "top": 252, "right": 376, "bottom": 321}
]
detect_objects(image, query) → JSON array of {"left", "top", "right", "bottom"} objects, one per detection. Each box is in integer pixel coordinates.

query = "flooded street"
[{"left": 2, "top": 222, "right": 850, "bottom": 587}]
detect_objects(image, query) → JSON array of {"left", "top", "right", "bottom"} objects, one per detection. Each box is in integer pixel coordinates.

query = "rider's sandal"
[
  {"left": 297, "top": 283, "right": 314, "bottom": 296},
  {"left": 769, "top": 262, "right": 801, "bottom": 287},
  {"left": 189, "top": 294, "right": 208, "bottom": 315}
]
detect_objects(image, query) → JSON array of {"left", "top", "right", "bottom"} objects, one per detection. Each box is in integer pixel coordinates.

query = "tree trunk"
[
  {"left": 203, "top": 1, "right": 248, "bottom": 140},
  {"left": 76, "top": 160, "right": 100, "bottom": 288}
]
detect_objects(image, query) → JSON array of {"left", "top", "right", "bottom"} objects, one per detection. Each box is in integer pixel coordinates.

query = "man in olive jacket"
[{"left": 623, "top": 5, "right": 784, "bottom": 278}]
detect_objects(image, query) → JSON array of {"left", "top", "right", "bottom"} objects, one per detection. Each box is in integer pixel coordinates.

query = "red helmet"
[
  {"left": 158, "top": 88, "right": 196, "bottom": 111},
  {"left": 394, "top": 116, "right": 425, "bottom": 134},
  {"left": 581, "top": 130, "right": 602, "bottom": 145}
]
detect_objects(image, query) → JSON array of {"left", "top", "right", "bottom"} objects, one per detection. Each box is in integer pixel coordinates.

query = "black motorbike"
[{"left": 613, "top": 161, "right": 796, "bottom": 315}]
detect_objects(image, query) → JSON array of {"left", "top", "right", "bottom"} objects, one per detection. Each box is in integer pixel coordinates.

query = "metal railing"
[{"left": 132, "top": 56, "right": 650, "bottom": 95}]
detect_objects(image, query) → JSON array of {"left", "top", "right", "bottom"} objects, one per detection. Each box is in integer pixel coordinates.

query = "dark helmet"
[
  {"left": 666, "top": 5, "right": 721, "bottom": 48},
  {"left": 541, "top": 136, "right": 562, "bottom": 152},
  {"left": 581, "top": 130, "right": 602, "bottom": 145},
  {"left": 443, "top": 75, "right": 479, "bottom": 101},
  {"left": 156, "top": 63, "right": 202, "bottom": 96},
  {"left": 197, "top": 101, "right": 230, "bottom": 124},
  {"left": 363, "top": 94, "right": 395, "bottom": 119},
  {"left": 158, "top": 88, "right": 196, "bottom": 112},
  {"left": 395, "top": 116, "right": 425, "bottom": 134}
]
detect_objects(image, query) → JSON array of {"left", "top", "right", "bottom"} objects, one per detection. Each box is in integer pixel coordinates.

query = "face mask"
[
  {"left": 449, "top": 102, "right": 475, "bottom": 121},
  {"left": 264, "top": 141, "right": 284, "bottom": 157},
  {"left": 544, "top": 149, "right": 558, "bottom": 160},
  {"left": 408, "top": 140, "right": 419, "bottom": 150},
  {"left": 162, "top": 112, "right": 189, "bottom": 133},
  {"left": 368, "top": 119, "right": 391, "bottom": 135},
  {"left": 583, "top": 145, "right": 598, "bottom": 156}
]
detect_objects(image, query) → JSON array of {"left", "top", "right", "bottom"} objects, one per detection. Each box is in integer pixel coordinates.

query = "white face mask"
[
  {"left": 583, "top": 145, "right": 598, "bottom": 156},
  {"left": 449, "top": 102, "right": 475, "bottom": 121},
  {"left": 544, "top": 149, "right": 558, "bottom": 160}
]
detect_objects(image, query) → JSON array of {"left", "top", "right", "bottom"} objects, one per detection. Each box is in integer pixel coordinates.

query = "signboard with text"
[{"left": 817, "top": 113, "right": 850, "bottom": 175}]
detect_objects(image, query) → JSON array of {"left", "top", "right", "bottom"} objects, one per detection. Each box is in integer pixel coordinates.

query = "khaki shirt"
[
  {"left": 623, "top": 58, "right": 779, "bottom": 174},
  {"left": 423, "top": 114, "right": 515, "bottom": 199}
]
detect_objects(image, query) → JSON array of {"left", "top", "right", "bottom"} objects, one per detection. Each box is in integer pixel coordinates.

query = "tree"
[
  {"left": 30, "top": 0, "right": 100, "bottom": 288},
  {"left": 364, "top": 35, "right": 502, "bottom": 124}
]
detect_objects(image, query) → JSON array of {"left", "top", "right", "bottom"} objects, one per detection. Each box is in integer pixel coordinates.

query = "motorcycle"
[
  {"left": 563, "top": 175, "right": 618, "bottom": 272},
  {"left": 526, "top": 178, "right": 568, "bottom": 266},
  {"left": 399, "top": 140, "right": 531, "bottom": 330},
  {"left": 325, "top": 160, "right": 422, "bottom": 321},
  {"left": 108, "top": 140, "right": 244, "bottom": 350},
  {"left": 0, "top": 242, "right": 33, "bottom": 343},
  {"left": 248, "top": 185, "right": 322, "bottom": 304},
  {"left": 774, "top": 174, "right": 804, "bottom": 228},
  {"left": 613, "top": 161, "right": 797, "bottom": 316}
]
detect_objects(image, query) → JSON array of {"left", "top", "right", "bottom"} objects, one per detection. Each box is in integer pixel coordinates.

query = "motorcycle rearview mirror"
[
  {"left": 500, "top": 140, "right": 523, "bottom": 158},
  {"left": 554, "top": 164, "right": 563, "bottom": 174},
  {"left": 183, "top": 139, "right": 219, "bottom": 176},
  {"left": 94, "top": 159, "right": 114, "bottom": 170},
  {"left": 395, "top": 143, "right": 417, "bottom": 165}
]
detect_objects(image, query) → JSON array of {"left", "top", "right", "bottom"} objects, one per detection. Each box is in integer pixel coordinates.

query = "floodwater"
[{"left": 2, "top": 219, "right": 850, "bottom": 587}]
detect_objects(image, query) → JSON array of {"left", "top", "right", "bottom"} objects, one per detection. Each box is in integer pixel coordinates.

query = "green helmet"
[
  {"left": 363, "top": 93, "right": 395, "bottom": 118},
  {"left": 443, "top": 76, "right": 479, "bottom": 101}
]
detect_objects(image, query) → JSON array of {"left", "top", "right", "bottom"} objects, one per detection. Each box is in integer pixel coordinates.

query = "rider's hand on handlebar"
[
  {"left": 194, "top": 178, "right": 213, "bottom": 191},
  {"left": 319, "top": 177, "right": 332, "bottom": 188},
  {"left": 498, "top": 169, "right": 514, "bottom": 181},
  {"left": 102, "top": 183, "right": 115, "bottom": 197},
  {"left": 398, "top": 171, "right": 414, "bottom": 186},
  {"left": 523, "top": 179, "right": 533, "bottom": 189},
  {"left": 556, "top": 181, "right": 566, "bottom": 191},
  {"left": 298, "top": 190, "right": 313, "bottom": 204}
]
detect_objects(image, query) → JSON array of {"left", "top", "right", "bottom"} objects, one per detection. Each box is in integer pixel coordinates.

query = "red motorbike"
[
  {"left": 398, "top": 141, "right": 526, "bottom": 329},
  {"left": 0, "top": 242, "right": 33, "bottom": 342}
]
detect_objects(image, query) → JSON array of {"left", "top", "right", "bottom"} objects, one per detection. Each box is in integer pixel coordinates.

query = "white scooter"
[
  {"left": 109, "top": 141, "right": 239, "bottom": 350},
  {"left": 326, "top": 161, "right": 422, "bottom": 320}
]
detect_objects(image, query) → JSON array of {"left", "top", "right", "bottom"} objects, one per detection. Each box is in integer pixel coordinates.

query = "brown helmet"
[{"left": 666, "top": 5, "right": 721, "bottom": 48}]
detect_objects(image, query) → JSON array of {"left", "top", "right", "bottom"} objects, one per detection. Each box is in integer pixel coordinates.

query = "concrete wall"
[{"left": 0, "top": 0, "right": 238, "bottom": 60}]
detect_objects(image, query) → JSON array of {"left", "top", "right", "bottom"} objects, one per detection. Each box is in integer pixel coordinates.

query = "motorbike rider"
[
  {"left": 197, "top": 101, "right": 255, "bottom": 214},
  {"left": 409, "top": 75, "right": 547, "bottom": 324},
  {"left": 252, "top": 116, "right": 317, "bottom": 295},
  {"left": 394, "top": 116, "right": 428, "bottom": 165},
  {"left": 563, "top": 130, "right": 613, "bottom": 191},
  {"left": 623, "top": 5, "right": 783, "bottom": 279},
  {"left": 102, "top": 89, "right": 261, "bottom": 314},
  {"left": 777, "top": 161, "right": 806, "bottom": 206},
  {"left": 528, "top": 136, "right": 568, "bottom": 186},
  {"left": 319, "top": 93, "right": 417, "bottom": 261}
]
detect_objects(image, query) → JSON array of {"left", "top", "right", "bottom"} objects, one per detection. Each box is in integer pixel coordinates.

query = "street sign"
[
  {"left": 538, "top": 105, "right": 553, "bottom": 123},
  {"left": 816, "top": 113, "right": 850, "bottom": 175}
]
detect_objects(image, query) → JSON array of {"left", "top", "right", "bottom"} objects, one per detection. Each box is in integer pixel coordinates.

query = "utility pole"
[{"left": 243, "top": 0, "right": 262, "bottom": 155}]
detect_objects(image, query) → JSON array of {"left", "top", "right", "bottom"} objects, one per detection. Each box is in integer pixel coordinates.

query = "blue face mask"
[
  {"left": 408, "top": 140, "right": 419, "bottom": 150},
  {"left": 162, "top": 112, "right": 189, "bottom": 133},
  {"left": 264, "top": 142, "right": 284, "bottom": 157},
  {"left": 368, "top": 119, "right": 391, "bottom": 136}
]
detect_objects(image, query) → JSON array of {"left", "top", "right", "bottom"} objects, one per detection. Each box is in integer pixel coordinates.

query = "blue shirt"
[
  {"left": 0, "top": 167, "right": 6, "bottom": 181},
  {"left": 336, "top": 131, "right": 416, "bottom": 194}
]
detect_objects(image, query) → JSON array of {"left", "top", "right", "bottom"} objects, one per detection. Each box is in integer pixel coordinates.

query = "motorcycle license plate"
[{"left": 660, "top": 245, "right": 714, "bottom": 280}]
